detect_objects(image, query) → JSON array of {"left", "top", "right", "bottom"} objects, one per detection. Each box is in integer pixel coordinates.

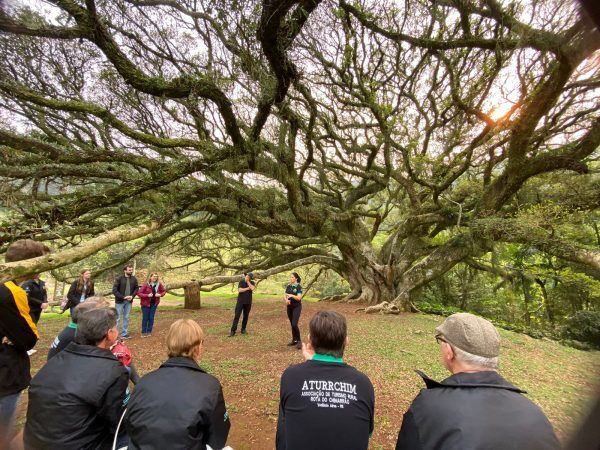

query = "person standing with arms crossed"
[
  {"left": 285, "top": 272, "right": 303, "bottom": 349},
  {"left": 112, "top": 264, "right": 139, "bottom": 339},
  {"left": 229, "top": 272, "right": 255, "bottom": 337}
]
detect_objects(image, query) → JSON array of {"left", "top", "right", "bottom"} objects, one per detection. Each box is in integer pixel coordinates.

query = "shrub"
[{"left": 561, "top": 310, "right": 600, "bottom": 348}]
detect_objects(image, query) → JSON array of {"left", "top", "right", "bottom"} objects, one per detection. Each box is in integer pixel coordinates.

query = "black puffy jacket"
[
  {"left": 396, "top": 370, "right": 560, "bottom": 450},
  {"left": 24, "top": 342, "right": 129, "bottom": 450},
  {"left": 126, "top": 357, "right": 230, "bottom": 450}
]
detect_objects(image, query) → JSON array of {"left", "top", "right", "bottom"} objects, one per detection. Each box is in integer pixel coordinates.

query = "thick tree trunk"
[{"left": 184, "top": 284, "right": 201, "bottom": 310}]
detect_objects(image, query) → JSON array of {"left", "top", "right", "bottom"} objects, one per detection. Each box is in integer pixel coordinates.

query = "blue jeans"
[
  {"left": 0, "top": 392, "right": 20, "bottom": 446},
  {"left": 141, "top": 304, "right": 158, "bottom": 334},
  {"left": 115, "top": 301, "right": 132, "bottom": 337}
]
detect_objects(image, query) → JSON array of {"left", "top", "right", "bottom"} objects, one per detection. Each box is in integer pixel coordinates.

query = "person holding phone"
[{"left": 229, "top": 272, "right": 255, "bottom": 337}]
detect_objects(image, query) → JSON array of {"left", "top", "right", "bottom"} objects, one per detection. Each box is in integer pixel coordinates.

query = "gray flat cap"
[{"left": 435, "top": 313, "right": 500, "bottom": 358}]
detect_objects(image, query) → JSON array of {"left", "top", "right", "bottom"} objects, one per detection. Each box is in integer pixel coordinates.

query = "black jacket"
[
  {"left": 0, "top": 281, "right": 38, "bottom": 397},
  {"left": 21, "top": 279, "right": 47, "bottom": 323},
  {"left": 65, "top": 279, "right": 95, "bottom": 310},
  {"left": 396, "top": 370, "right": 560, "bottom": 450},
  {"left": 24, "top": 342, "right": 129, "bottom": 450},
  {"left": 112, "top": 275, "right": 139, "bottom": 303},
  {"left": 126, "top": 357, "right": 230, "bottom": 450}
]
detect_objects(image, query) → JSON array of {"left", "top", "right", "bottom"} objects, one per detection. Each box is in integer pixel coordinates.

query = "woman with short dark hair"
[{"left": 284, "top": 272, "right": 303, "bottom": 349}]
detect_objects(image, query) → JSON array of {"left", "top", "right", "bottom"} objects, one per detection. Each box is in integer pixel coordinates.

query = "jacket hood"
[{"left": 416, "top": 369, "right": 526, "bottom": 393}]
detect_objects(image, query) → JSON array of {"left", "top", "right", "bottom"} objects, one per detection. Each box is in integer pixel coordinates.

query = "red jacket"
[{"left": 138, "top": 282, "right": 167, "bottom": 307}]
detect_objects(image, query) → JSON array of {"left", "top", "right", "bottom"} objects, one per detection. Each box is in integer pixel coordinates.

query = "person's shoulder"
[
  {"left": 343, "top": 364, "right": 374, "bottom": 386},
  {"left": 282, "top": 361, "right": 309, "bottom": 378}
]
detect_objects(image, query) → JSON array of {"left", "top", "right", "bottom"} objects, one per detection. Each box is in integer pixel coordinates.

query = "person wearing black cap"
[
  {"left": 395, "top": 312, "right": 560, "bottom": 450},
  {"left": 229, "top": 272, "right": 255, "bottom": 337},
  {"left": 284, "top": 272, "right": 303, "bottom": 349}
]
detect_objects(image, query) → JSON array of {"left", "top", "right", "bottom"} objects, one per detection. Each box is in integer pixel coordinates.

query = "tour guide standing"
[
  {"left": 229, "top": 272, "right": 255, "bottom": 337},
  {"left": 395, "top": 312, "right": 560, "bottom": 450},
  {"left": 112, "top": 264, "right": 139, "bottom": 339},
  {"left": 285, "top": 272, "right": 303, "bottom": 349},
  {"left": 276, "top": 310, "right": 375, "bottom": 450}
]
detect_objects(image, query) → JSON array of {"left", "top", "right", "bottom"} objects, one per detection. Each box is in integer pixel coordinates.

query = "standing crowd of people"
[{"left": 1, "top": 238, "right": 563, "bottom": 449}]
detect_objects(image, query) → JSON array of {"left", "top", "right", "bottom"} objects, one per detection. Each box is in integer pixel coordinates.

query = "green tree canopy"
[{"left": 0, "top": 0, "right": 598, "bottom": 310}]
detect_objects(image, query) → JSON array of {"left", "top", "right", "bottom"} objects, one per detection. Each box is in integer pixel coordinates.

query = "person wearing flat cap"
[
  {"left": 395, "top": 312, "right": 560, "bottom": 450},
  {"left": 229, "top": 272, "right": 256, "bottom": 337}
]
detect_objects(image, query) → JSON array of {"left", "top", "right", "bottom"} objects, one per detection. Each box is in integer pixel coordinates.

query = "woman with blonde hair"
[
  {"left": 137, "top": 272, "right": 166, "bottom": 337},
  {"left": 126, "top": 319, "right": 231, "bottom": 449},
  {"left": 64, "top": 269, "right": 94, "bottom": 317}
]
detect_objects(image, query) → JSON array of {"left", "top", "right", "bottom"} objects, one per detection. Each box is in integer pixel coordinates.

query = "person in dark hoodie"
[
  {"left": 126, "top": 319, "right": 230, "bottom": 450},
  {"left": 395, "top": 312, "right": 560, "bottom": 450}
]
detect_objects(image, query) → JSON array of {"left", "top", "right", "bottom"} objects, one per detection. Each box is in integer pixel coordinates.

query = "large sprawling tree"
[{"left": 0, "top": 0, "right": 598, "bottom": 309}]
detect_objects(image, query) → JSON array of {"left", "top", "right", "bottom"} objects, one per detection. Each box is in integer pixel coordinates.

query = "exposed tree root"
[{"left": 358, "top": 301, "right": 401, "bottom": 315}]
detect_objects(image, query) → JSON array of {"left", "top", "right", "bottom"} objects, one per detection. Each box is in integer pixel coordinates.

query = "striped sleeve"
[{"left": 0, "top": 282, "right": 39, "bottom": 351}]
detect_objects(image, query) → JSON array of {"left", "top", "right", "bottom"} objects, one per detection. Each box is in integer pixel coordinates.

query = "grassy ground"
[{"left": 14, "top": 294, "right": 600, "bottom": 449}]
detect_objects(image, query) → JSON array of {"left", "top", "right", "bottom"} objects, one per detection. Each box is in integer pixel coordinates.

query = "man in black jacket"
[
  {"left": 396, "top": 312, "right": 560, "bottom": 450},
  {"left": 276, "top": 310, "right": 375, "bottom": 450},
  {"left": 21, "top": 274, "right": 48, "bottom": 323},
  {"left": 126, "top": 319, "right": 230, "bottom": 449},
  {"left": 0, "top": 239, "right": 49, "bottom": 448},
  {"left": 24, "top": 307, "right": 130, "bottom": 450},
  {"left": 112, "top": 264, "right": 139, "bottom": 339}
]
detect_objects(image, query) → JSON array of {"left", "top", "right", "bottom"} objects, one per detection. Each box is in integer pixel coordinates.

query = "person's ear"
[
  {"left": 345, "top": 336, "right": 349, "bottom": 347},
  {"left": 444, "top": 342, "right": 455, "bottom": 361}
]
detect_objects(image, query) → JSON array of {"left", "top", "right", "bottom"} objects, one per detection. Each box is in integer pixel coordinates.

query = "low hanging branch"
[
  {"left": 0, "top": 221, "right": 161, "bottom": 282},
  {"left": 165, "top": 255, "right": 339, "bottom": 290}
]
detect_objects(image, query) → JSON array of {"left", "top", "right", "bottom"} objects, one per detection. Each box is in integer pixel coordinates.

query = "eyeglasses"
[{"left": 435, "top": 336, "right": 447, "bottom": 345}]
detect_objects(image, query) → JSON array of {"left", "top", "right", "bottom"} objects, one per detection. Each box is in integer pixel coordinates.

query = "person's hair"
[
  {"left": 123, "top": 264, "right": 133, "bottom": 272},
  {"left": 71, "top": 296, "right": 108, "bottom": 323},
  {"left": 75, "top": 269, "right": 94, "bottom": 294},
  {"left": 309, "top": 310, "right": 347, "bottom": 358},
  {"left": 291, "top": 272, "right": 301, "bottom": 283},
  {"left": 148, "top": 272, "right": 159, "bottom": 282},
  {"left": 75, "top": 307, "right": 117, "bottom": 346},
  {"left": 84, "top": 295, "right": 109, "bottom": 308},
  {"left": 452, "top": 344, "right": 499, "bottom": 370},
  {"left": 5, "top": 239, "right": 50, "bottom": 263},
  {"left": 72, "top": 299, "right": 99, "bottom": 323},
  {"left": 166, "top": 319, "right": 204, "bottom": 358}
]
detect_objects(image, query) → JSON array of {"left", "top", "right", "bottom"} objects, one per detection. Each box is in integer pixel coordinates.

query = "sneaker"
[
  {"left": 141, "top": 334, "right": 148, "bottom": 338},
  {"left": 121, "top": 334, "right": 131, "bottom": 340},
  {"left": 295, "top": 341, "right": 302, "bottom": 350},
  {"left": 241, "top": 330, "right": 247, "bottom": 335},
  {"left": 228, "top": 331, "right": 236, "bottom": 337},
  {"left": 287, "top": 341, "right": 297, "bottom": 346}
]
